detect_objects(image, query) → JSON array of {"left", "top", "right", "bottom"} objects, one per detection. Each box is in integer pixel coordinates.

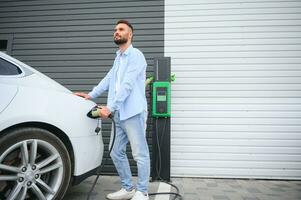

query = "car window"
[{"left": 0, "top": 58, "right": 22, "bottom": 75}]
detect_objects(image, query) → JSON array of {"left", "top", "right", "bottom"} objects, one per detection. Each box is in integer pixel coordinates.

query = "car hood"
[
  {"left": 0, "top": 52, "right": 71, "bottom": 93},
  {"left": 25, "top": 73, "right": 71, "bottom": 93},
  {"left": 0, "top": 73, "right": 71, "bottom": 94}
]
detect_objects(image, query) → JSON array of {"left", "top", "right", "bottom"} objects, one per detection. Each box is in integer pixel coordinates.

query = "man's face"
[{"left": 113, "top": 23, "right": 132, "bottom": 45}]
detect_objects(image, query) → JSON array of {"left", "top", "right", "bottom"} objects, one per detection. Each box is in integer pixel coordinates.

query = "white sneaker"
[
  {"left": 106, "top": 188, "right": 135, "bottom": 200},
  {"left": 131, "top": 191, "right": 149, "bottom": 200}
]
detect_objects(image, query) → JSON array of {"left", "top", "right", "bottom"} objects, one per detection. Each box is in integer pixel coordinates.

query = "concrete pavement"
[{"left": 64, "top": 176, "right": 301, "bottom": 200}]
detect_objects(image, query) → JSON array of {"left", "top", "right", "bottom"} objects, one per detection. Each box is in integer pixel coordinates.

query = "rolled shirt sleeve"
[{"left": 88, "top": 68, "right": 113, "bottom": 99}]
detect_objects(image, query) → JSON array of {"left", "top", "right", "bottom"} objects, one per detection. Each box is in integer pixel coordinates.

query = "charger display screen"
[
  {"left": 152, "top": 82, "right": 171, "bottom": 117},
  {"left": 157, "top": 91, "right": 167, "bottom": 101}
]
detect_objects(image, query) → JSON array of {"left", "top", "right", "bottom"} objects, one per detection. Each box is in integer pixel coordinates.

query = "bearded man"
[{"left": 74, "top": 20, "right": 150, "bottom": 200}]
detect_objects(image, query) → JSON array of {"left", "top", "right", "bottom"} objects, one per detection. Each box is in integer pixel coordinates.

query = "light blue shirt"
[{"left": 88, "top": 45, "right": 147, "bottom": 120}]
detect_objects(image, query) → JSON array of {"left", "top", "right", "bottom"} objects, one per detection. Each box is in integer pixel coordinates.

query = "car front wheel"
[{"left": 0, "top": 127, "right": 71, "bottom": 200}]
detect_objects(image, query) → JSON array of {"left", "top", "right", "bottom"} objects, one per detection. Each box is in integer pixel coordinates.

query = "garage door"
[{"left": 166, "top": 0, "right": 301, "bottom": 179}]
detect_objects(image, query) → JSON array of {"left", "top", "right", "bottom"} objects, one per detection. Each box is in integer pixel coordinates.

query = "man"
[{"left": 74, "top": 20, "right": 150, "bottom": 200}]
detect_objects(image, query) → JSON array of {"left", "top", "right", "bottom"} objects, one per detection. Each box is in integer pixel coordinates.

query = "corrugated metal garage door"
[
  {"left": 0, "top": 0, "right": 164, "bottom": 175},
  {"left": 165, "top": 0, "right": 301, "bottom": 179}
]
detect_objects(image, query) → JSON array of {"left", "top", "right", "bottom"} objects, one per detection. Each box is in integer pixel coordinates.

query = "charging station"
[{"left": 151, "top": 57, "right": 171, "bottom": 181}]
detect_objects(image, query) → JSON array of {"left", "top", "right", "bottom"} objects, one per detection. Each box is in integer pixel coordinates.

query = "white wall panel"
[{"left": 165, "top": 0, "right": 301, "bottom": 179}]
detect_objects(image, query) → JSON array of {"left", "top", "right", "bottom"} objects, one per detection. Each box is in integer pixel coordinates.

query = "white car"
[{"left": 0, "top": 52, "right": 104, "bottom": 200}]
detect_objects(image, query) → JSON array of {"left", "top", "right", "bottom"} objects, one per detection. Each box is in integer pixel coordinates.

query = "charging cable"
[
  {"left": 86, "top": 107, "right": 182, "bottom": 200},
  {"left": 86, "top": 108, "right": 115, "bottom": 200},
  {"left": 148, "top": 118, "right": 183, "bottom": 200}
]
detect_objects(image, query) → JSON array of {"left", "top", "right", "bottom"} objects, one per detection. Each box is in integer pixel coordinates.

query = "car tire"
[{"left": 0, "top": 127, "right": 71, "bottom": 200}]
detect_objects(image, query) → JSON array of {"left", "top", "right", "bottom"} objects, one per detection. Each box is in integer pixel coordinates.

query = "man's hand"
[
  {"left": 73, "top": 92, "right": 91, "bottom": 100},
  {"left": 99, "top": 106, "right": 112, "bottom": 119}
]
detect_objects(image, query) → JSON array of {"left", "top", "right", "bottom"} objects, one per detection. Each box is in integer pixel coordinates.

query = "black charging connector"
[{"left": 95, "top": 120, "right": 101, "bottom": 134}]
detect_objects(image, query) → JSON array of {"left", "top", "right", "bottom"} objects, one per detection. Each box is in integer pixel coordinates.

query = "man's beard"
[{"left": 114, "top": 37, "right": 128, "bottom": 45}]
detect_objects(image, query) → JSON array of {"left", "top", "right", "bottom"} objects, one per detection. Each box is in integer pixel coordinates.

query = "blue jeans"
[{"left": 109, "top": 111, "right": 150, "bottom": 193}]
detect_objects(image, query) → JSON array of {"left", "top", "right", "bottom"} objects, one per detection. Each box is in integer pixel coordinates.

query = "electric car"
[{"left": 0, "top": 52, "right": 104, "bottom": 200}]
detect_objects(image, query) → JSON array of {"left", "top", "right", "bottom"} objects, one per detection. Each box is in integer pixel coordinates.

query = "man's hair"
[{"left": 116, "top": 19, "right": 134, "bottom": 33}]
